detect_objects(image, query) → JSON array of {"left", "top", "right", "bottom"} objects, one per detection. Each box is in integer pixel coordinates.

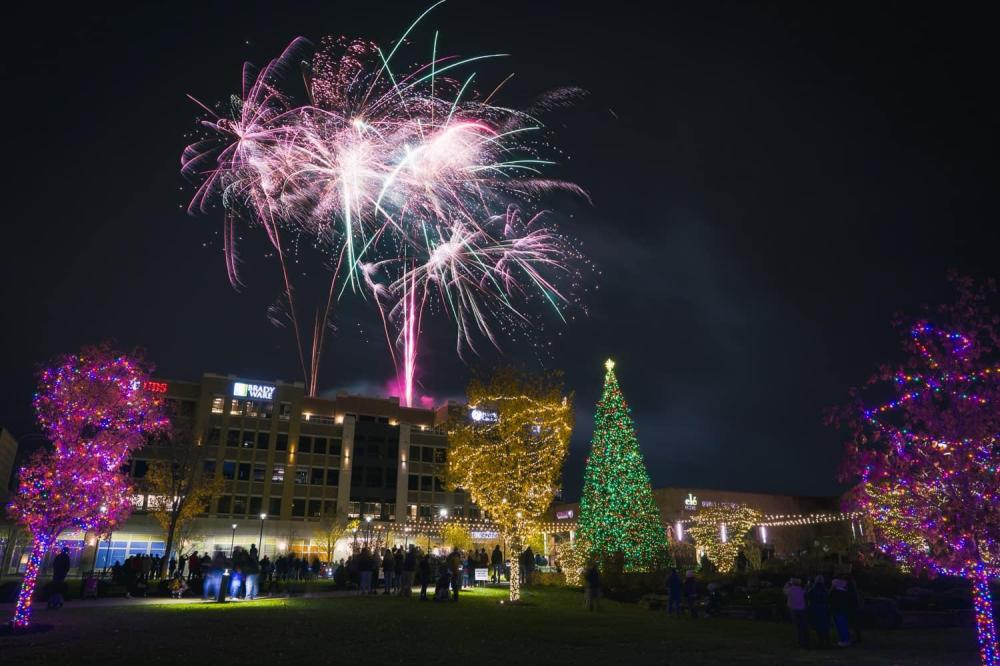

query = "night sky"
[{"left": 2, "top": 2, "right": 997, "bottom": 500}]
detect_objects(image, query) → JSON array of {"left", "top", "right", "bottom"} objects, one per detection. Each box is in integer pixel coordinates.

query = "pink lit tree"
[
  {"left": 6, "top": 347, "right": 168, "bottom": 628},
  {"left": 838, "top": 278, "right": 1000, "bottom": 666}
]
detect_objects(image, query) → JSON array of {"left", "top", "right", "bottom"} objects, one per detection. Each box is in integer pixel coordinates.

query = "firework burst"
[{"left": 182, "top": 3, "right": 590, "bottom": 403}]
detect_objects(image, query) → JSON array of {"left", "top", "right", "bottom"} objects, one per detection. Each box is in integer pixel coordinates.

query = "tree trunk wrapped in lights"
[
  {"left": 446, "top": 368, "right": 574, "bottom": 602},
  {"left": 7, "top": 346, "right": 168, "bottom": 628},
  {"left": 579, "top": 360, "right": 670, "bottom": 572},
  {"left": 835, "top": 277, "right": 1000, "bottom": 666},
  {"left": 686, "top": 504, "right": 761, "bottom": 574}
]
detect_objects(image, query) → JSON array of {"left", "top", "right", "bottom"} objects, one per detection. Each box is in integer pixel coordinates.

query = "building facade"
[{"left": 4, "top": 373, "right": 478, "bottom": 573}]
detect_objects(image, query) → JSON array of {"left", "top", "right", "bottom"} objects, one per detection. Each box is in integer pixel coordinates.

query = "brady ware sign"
[{"left": 233, "top": 381, "right": 276, "bottom": 400}]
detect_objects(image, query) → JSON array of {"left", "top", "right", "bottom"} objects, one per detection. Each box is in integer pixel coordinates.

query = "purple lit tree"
[
  {"left": 838, "top": 278, "right": 1000, "bottom": 666},
  {"left": 6, "top": 347, "right": 168, "bottom": 628}
]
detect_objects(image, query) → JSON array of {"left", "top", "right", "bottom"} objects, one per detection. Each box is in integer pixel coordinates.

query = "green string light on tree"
[{"left": 579, "top": 359, "right": 670, "bottom": 571}]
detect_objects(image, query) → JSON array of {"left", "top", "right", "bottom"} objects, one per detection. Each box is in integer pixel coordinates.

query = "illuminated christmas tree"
[
  {"left": 838, "top": 278, "right": 1000, "bottom": 666},
  {"left": 6, "top": 346, "right": 168, "bottom": 628},
  {"left": 579, "top": 359, "right": 669, "bottom": 571}
]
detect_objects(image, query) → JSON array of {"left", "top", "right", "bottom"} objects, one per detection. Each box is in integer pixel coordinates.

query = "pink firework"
[{"left": 182, "top": 4, "right": 589, "bottom": 403}]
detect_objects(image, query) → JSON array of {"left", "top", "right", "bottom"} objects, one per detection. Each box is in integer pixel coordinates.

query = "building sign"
[
  {"left": 131, "top": 380, "right": 168, "bottom": 394},
  {"left": 470, "top": 408, "right": 498, "bottom": 423},
  {"left": 475, "top": 568, "right": 489, "bottom": 582},
  {"left": 233, "top": 381, "right": 276, "bottom": 400},
  {"left": 471, "top": 530, "right": 498, "bottom": 540},
  {"left": 556, "top": 509, "right": 575, "bottom": 520},
  {"left": 684, "top": 493, "right": 698, "bottom": 510}
]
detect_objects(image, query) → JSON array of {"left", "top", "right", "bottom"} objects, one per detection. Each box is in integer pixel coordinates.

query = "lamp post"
[
  {"left": 258, "top": 513, "right": 267, "bottom": 555},
  {"left": 230, "top": 523, "right": 238, "bottom": 557},
  {"left": 364, "top": 516, "right": 373, "bottom": 548}
]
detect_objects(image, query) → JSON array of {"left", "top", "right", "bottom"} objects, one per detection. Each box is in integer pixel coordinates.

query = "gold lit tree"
[
  {"left": 687, "top": 504, "right": 761, "bottom": 573},
  {"left": 447, "top": 368, "right": 574, "bottom": 601},
  {"left": 144, "top": 430, "right": 225, "bottom": 577}
]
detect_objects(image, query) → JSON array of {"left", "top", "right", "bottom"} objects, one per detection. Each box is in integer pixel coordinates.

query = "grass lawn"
[{"left": 0, "top": 586, "right": 980, "bottom": 665}]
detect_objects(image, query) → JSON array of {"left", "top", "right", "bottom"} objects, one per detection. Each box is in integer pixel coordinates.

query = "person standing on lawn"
[
  {"left": 846, "top": 575, "right": 863, "bottom": 643},
  {"left": 584, "top": 560, "right": 601, "bottom": 611},
  {"left": 418, "top": 553, "right": 432, "bottom": 601},
  {"left": 490, "top": 545, "right": 503, "bottom": 583},
  {"left": 807, "top": 575, "right": 831, "bottom": 646},
  {"left": 666, "top": 568, "right": 682, "bottom": 614},
  {"left": 447, "top": 548, "right": 462, "bottom": 601},
  {"left": 830, "top": 578, "right": 852, "bottom": 647},
  {"left": 382, "top": 548, "right": 395, "bottom": 594},
  {"left": 682, "top": 570, "right": 698, "bottom": 618},
  {"left": 400, "top": 545, "right": 416, "bottom": 596},
  {"left": 784, "top": 577, "right": 809, "bottom": 647}
]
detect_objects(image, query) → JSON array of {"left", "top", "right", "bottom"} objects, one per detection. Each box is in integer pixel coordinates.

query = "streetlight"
[
  {"left": 230, "top": 523, "right": 238, "bottom": 557},
  {"left": 258, "top": 513, "right": 267, "bottom": 555},
  {"left": 439, "top": 508, "right": 448, "bottom": 518}
]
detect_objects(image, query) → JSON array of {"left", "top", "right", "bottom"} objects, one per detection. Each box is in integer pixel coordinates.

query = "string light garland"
[
  {"left": 686, "top": 504, "right": 761, "bottom": 573},
  {"left": 7, "top": 346, "right": 168, "bottom": 628},
  {"left": 579, "top": 359, "right": 670, "bottom": 572},
  {"left": 446, "top": 368, "right": 573, "bottom": 602},
  {"left": 838, "top": 282, "right": 1000, "bottom": 666}
]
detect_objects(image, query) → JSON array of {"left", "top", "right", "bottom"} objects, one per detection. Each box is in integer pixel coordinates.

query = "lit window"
[
  {"left": 271, "top": 464, "right": 285, "bottom": 482},
  {"left": 279, "top": 402, "right": 292, "bottom": 420},
  {"left": 211, "top": 396, "right": 225, "bottom": 414},
  {"left": 230, "top": 399, "right": 244, "bottom": 416},
  {"left": 294, "top": 468, "right": 307, "bottom": 485}
]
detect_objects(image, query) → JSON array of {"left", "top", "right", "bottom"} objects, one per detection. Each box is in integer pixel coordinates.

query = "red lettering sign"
[{"left": 143, "top": 381, "right": 168, "bottom": 394}]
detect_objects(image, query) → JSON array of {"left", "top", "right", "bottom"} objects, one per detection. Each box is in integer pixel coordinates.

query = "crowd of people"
[
  {"left": 332, "top": 543, "right": 512, "bottom": 602},
  {"left": 783, "top": 575, "right": 863, "bottom": 648}
]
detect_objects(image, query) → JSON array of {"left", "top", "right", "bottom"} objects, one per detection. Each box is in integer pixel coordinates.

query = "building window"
[
  {"left": 354, "top": 444, "right": 365, "bottom": 458},
  {"left": 203, "top": 460, "right": 217, "bottom": 477},
  {"left": 230, "top": 399, "right": 244, "bottom": 416},
  {"left": 418, "top": 505, "right": 431, "bottom": 518},
  {"left": 468, "top": 507, "right": 480, "bottom": 520},
  {"left": 211, "top": 396, "right": 225, "bottom": 414},
  {"left": 324, "top": 500, "right": 337, "bottom": 515},
  {"left": 352, "top": 466, "right": 363, "bottom": 487},
  {"left": 279, "top": 403, "right": 292, "bottom": 421},
  {"left": 421, "top": 447, "right": 433, "bottom": 463},
  {"left": 237, "top": 463, "right": 251, "bottom": 481},
  {"left": 259, "top": 401, "right": 274, "bottom": 420},
  {"left": 256, "top": 432, "right": 269, "bottom": 449},
  {"left": 294, "top": 468, "right": 307, "bottom": 485},
  {"left": 207, "top": 427, "right": 221, "bottom": 446},
  {"left": 368, "top": 443, "right": 380, "bottom": 458},
  {"left": 308, "top": 500, "right": 322, "bottom": 518},
  {"left": 226, "top": 430, "right": 239, "bottom": 447},
  {"left": 275, "top": 433, "right": 288, "bottom": 451},
  {"left": 271, "top": 464, "right": 285, "bottom": 482},
  {"left": 299, "top": 436, "right": 312, "bottom": 453},
  {"left": 311, "top": 468, "right": 325, "bottom": 485},
  {"left": 313, "top": 437, "right": 327, "bottom": 455},
  {"left": 249, "top": 496, "right": 262, "bottom": 515},
  {"left": 420, "top": 476, "right": 432, "bottom": 492},
  {"left": 434, "top": 476, "right": 444, "bottom": 492},
  {"left": 253, "top": 464, "right": 266, "bottom": 482},
  {"left": 408, "top": 504, "right": 417, "bottom": 519},
  {"left": 329, "top": 439, "right": 342, "bottom": 456},
  {"left": 217, "top": 496, "right": 232, "bottom": 514},
  {"left": 326, "top": 469, "right": 338, "bottom": 486},
  {"left": 268, "top": 497, "right": 281, "bottom": 517},
  {"left": 291, "top": 499, "right": 305, "bottom": 517},
  {"left": 408, "top": 474, "right": 419, "bottom": 491},
  {"left": 242, "top": 432, "right": 255, "bottom": 448},
  {"left": 366, "top": 468, "right": 382, "bottom": 488},
  {"left": 385, "top": 468, "right": 397, "bottom": 488},
  {"left": 409, "top": 445, "right": 419, "bottom": 461},
  {"left": 433, "top": 448, "right": 446, "bottom": 464},
  {"left": 233, "top": 496, "right": 247, "bottom": 515},
  {"left": 222, "top": 461, "right": 236, "bottom": 480}
]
